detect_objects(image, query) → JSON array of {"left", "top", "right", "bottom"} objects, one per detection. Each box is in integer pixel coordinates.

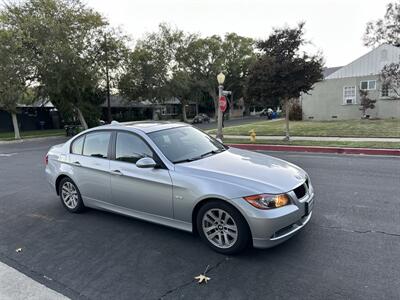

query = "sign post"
[{"left": 219, "top": 96, "right": 227, "bottom": 113}]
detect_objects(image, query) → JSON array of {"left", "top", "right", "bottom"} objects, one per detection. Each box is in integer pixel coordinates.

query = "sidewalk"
[
  {"left": 222, "top": 135, "right": 400, "bottom": 143},
  {"left": 0, "top": 262, "right": 68, "bottom": 300}
]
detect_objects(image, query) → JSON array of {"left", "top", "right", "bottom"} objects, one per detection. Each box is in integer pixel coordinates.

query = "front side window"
[
  {"left": 71, "top": 136, "right": 84, "bottom": 155},
  {"left": 360, "top": 80, "right": 376, "bottom": 90},
  {"left": 148, "top": 126, "right": 227, "bottom": 163},
  {"left": 343, "top": 86, "right": 356, "bottom": 104},
  {"left": 83, "top": 131, "right": 111, "bottom": 158},
  {"left": 115, "top": 132, "right": 153, "bottom": 164}
]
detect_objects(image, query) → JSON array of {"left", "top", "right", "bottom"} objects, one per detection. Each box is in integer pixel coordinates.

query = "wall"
[{"left": 301, "top": 75, "right": 400, "bottom": 120}]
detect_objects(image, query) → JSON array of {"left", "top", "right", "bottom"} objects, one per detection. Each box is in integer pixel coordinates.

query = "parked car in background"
[
  {"left": 191, "top": 113, "right": 210, "bottom": 124},
  {"left": 45, "top": 122, "right": 314, "bottom": 254}
]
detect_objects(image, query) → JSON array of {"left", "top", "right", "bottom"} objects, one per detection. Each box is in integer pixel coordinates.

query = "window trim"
[
  {"left": 110, "top": 130, "right": 166, "bottom": 169},
  {"left": 360, "top": 80, "right": 376, "bottom": 91},
  {"left": 343, "top": 86, "right": 357, "bottom": 105},
  {"left": 381, "top": 84, "right": 390, "bottom": 98},
  {"left": 70, "top": 134, "right": 86, "bottom": 155},
  {"left": 69, "top": 130, "right": 113, "bottom": 160}
]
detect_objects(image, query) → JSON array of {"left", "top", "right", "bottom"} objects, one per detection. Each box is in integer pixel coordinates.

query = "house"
[
  {"left": 301, "top": 44, "right": 400, "bottom": 120},
  {"left": 0, "top": 101, "right": 60, "bottom": 132}
]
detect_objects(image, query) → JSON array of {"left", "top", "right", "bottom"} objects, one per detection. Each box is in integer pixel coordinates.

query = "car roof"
[{"left": 98, "top": 121, "right": 188, "bottom": 134}]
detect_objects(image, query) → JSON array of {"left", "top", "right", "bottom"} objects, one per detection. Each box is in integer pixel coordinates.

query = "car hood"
[{"left": 175, "top": 147, "right": 307, "bottom": 194}]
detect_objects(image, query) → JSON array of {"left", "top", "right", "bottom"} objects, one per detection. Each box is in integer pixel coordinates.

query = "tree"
[
  {"left": 1, "top": 0, "right": 120, "bottom": 129},
  {"left": 118, "top": 24, "right": 179, "bottom": 110},
  {"left": 381, "top": 62, "right": 400, "bottom": 97},
  {"left": 359, "top": 89, "right": 377, "bottom": 118},
  {"left": 363, "top": 2, "right": 400, "bottom": 48},
  {"left": 221, "top": 33, "right": 256, "bottom": 117},
  {"left": 364, "top": 2, "right": 400, "bottom": 100},
  {"left": 0, "top": 28, "right": 31, "bottom": 139},
  {"left": 246, "top": 23, "right": 323, "bottom": 140}
]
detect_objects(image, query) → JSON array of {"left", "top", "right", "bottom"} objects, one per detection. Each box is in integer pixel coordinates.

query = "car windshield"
[{"left": 148, "top": 126, "right": 227, "bottom": 163}]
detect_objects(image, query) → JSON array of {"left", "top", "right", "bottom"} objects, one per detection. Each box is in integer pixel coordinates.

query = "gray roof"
[{"left": 322, "top": 67, "right": 342, "bottom": 78}]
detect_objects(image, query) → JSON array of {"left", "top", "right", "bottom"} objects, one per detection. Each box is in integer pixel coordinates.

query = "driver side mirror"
[{"left": 136, "top": 157, "right": 157, "bottom": 168}]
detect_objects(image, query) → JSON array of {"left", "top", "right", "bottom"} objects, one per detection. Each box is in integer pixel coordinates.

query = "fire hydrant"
[{"left": 249, "top": 129, "right": 256, "bottom": 142}]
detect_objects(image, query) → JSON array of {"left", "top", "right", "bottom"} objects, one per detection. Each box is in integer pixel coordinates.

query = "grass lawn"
[
  {"left": 210, "top": 119, "right": 400, "bottom": 138},
  {"left": 223, "top": 138, "right": 400, "bottom": 149},
  {"left": 0, "top": 129, "right": 65, "bottom": 141}
]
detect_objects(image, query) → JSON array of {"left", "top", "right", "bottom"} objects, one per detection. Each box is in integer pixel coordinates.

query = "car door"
[
  {"left": 109, "top": 131, "right": 173, "bottom": 218},
  {"left": 69, "top": 131, "right": 112, "bottom": 205}
]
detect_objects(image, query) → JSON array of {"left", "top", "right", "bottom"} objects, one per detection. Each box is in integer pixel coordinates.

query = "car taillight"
[{"left": 45, "top": 154, "right": 48, "bottom": 165}]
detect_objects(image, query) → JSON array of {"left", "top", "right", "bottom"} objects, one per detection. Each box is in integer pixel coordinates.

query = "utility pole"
[{"left": 105, "top": 34, "right": 112, "bottom": 124}]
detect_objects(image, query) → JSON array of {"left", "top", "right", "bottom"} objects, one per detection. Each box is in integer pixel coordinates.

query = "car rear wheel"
[
  {"left": 197, "top": 201, "right": 250, "bottom": 254},
  {"left": 59, "top": 177, "right": 85, "bottom": 213}
]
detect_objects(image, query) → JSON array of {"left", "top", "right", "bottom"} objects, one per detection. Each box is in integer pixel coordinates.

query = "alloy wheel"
[
  {"left": 202, "top": 208, "right": 238, "bottom": 249},
  {"left": 61, "top": 182, "right": 79, "bottom": 209}
]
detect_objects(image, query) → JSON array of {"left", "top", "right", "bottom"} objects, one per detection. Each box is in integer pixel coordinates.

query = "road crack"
[
  {"left": 158, "top": 256, "right": 231, "bottom": 299},
  {"left": 320, "top": 225, "right": 400, "bottom": 238}
]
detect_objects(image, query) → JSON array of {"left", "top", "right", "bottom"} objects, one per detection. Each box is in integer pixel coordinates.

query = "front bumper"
[{"left": 231, "top": 186, "right": 315, "bottom": 249}]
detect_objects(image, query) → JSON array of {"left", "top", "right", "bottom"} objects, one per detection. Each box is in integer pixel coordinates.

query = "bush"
[{"left": 289, "top": 99, "right": 302, "bottom": 121}]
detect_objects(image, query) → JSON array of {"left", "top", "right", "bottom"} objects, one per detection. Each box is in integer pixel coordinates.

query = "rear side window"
[
  {"left": 71, "top": 136, "right": 84, "bottom": 155},
  {"left": 83, "top": 132, "right": 111, "bottom": 158},
  {"left": 116, "top": 132, "right": 153, "bottom": 164}
]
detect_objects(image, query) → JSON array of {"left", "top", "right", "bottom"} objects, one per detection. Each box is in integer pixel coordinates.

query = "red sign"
[{"left": 219, "top": 96, "right": 227, "bottom": 112}]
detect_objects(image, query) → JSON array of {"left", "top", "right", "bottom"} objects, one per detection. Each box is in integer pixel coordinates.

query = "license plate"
[{"left": 305, "top": 198, "right": 314, "bottom": 216}]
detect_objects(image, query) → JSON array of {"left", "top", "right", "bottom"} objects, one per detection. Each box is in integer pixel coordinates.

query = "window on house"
[
  {"left": 360, "top": 80, "right": 376, "bottom": 90},
  {"left": 381, "top": 84, "right": 389, "bottom": 97},
  {"left": 343, "top": 86, "right": 356, "bottom": 104}
]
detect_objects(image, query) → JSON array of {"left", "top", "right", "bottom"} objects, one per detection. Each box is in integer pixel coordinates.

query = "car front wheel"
[{"left": 197, "top": 201, "right": 250, "bottom": 254}]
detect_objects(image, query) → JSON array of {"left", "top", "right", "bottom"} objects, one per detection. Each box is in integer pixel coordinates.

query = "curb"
[
  {"left": 0, "top": 135, "right": 66, "bottom": 145},
  {"left": 227, "top": 143, "right": 400, "bottom": 156}
]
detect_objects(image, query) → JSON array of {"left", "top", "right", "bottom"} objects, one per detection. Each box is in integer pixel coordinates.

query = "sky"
[{"left": 85, "top": 0, "right": 391, "bottom": 67}]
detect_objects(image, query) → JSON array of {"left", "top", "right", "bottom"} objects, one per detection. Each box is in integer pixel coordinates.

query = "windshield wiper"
[
  {"left": 174, "top": 157, "right": 200, "bottom": 164},
  {"left": 174, "top": 149, "right": 226, "bottom": 164}
]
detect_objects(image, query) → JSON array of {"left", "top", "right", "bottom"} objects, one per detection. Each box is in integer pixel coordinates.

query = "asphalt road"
[{"left": 0, "top": 137, "right": 399, "bottom": 300}]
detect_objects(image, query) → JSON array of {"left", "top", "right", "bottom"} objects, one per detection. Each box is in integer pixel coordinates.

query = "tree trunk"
[
  {"left": 76, "top": 107, "right": 88, "bottom": 130},
  {"left": 284, "top": 99, "right": 290, "bottom": 141},
  {"left": 181, "top": 102, "right": 188, "bottom": 123},
  {"left": 11, "top": 112, "right": 21, "bottom": 140}
]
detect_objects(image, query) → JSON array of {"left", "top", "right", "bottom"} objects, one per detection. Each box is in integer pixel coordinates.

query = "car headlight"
[{"left": 243, "top": 194, "right": 290, "bottom": 209}]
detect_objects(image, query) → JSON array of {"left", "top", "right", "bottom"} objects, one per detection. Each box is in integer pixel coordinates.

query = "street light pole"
[{"left": 216, "top": 72, "right": 225, "bottom": 140}]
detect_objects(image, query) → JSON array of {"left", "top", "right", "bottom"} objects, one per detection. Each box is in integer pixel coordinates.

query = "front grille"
[{"left": 293, "top": 183, "right": 306, "bottom": 199}]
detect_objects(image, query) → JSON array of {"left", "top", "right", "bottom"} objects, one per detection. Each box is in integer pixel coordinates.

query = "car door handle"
[
  {"left": 72, "top": 161, "right": 81, "bottom": 166},
  {"left": 110, "top": 169, "right": 123, "bottom": 176}
]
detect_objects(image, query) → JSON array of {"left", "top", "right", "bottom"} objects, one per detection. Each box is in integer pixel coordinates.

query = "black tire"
[
  {"left": 59, "top": 177, "right": 85, "bottom": 213},
  {"left": 196, "top": 201, "right": 250, "bottom": 254}
]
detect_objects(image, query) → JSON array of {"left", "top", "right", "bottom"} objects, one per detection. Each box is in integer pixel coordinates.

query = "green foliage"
[
  {"left": 363, "top": 2, "right": 400, "bottom": 47},
  {"left": 359, "top": 90, "right": 377, "bottom": 117},
  {"left": 0, "top": 27, "right": 30, "bottom": 113},
  {"left": 1, "top": 0, "right": 128, "bottom": 127},
  {"left": 289, "top": 99, "right": 303, "bottom": 121},
  {"left": 246, "top": 23, "right": 323, "bottom": 107}
]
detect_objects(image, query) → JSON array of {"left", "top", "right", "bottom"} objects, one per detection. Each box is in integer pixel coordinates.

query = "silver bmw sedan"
[{"left": 45, "top": 122, "right": 314, "bottom": 254}]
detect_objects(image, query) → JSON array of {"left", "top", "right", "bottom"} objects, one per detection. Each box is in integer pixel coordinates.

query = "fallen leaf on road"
[
  {"left": 194, "top": 274, "right": 211, "bottom": 284},
  {"left": 194, "top": 265, "right": 211, "bottom": 284}
]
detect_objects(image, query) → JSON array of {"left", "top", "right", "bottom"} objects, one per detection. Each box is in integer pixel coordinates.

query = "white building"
[{"left": 301, "top": 44, "right": 400, "bottom": 120}]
